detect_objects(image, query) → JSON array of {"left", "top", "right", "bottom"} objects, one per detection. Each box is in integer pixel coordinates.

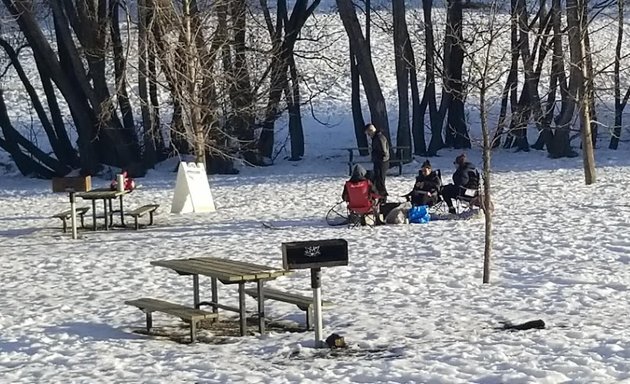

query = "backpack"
[{"left": 408, "top": 205, "right": 431, "bottom": 224}]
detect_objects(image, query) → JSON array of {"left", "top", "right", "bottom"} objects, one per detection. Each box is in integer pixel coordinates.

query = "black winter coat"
[
  {"left": 405, "top": 170, "right": 441, "bottom": 206},
  {"left": 371, "top": 131, "right": 390, "bottom": 163},
  {"left": 413, "top": 171, "right": 441, "bottom": 193},
  {"left": 452, "top": 162, "right": 479, "bottom": 189}
]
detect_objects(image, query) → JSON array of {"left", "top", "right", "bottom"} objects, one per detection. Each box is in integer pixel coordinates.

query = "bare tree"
[
  {"left": 459, "top": 1, "right": 510, "bottom": 283},
  {"left": 422, "top": 0, "right": 445, "bottom": 156},
  {"left": 571, "top": 0, "right": 595, "bottom": 184},
  {"left": 610, "top": 0, "right": 629, "bottom": 150},
  {"left": 442, "top": 0, "right": 470, "bottom": 149},
  {"left": 258, "top": 0, "right": 321, "bottom": 162},
  {"left": 392, "top": 0, "right": 416, "bottom": 160},
  {"left": 337, "top": 0, "right": 391, "bottom": 141}
]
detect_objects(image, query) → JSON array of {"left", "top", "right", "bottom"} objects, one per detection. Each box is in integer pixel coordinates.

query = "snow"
[
  {"left": 4, "top": 3, "right": 630, "bottom": 383},
  {"left": 3, "top": 149, "right": 630, "bottom": 383}
]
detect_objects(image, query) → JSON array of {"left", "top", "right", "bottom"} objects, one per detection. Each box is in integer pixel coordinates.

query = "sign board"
[
  {"left": 171, "top": 162, "right": 216, "bottom": 213},
  {"left": 282, "top": 239, "right": 348, "bottom": 270},
  {"left": 52, "top": 176, "right": 92, "bottom": 193}
]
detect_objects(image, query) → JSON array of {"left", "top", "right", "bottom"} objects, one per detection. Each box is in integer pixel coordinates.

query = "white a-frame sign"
[{"left": 171, "top": 162, "right": 216, "bottom": 213}]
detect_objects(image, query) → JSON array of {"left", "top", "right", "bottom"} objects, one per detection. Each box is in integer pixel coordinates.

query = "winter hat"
[
  {"left": 351, "top": 164, "right": 367, "bottom": 178},
  {"left": 454, "top": 153, "right": 467, "bottom": 165},
  {"left": 421, "top": 159, "right": 432, "bottom": 169}
]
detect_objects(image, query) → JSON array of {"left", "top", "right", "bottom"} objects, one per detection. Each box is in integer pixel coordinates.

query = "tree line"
[{"left": 0, "top": 0, "right": 626, "bottom": 178}]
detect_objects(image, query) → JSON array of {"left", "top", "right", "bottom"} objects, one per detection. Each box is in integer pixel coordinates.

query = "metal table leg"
[
  {"left": 257, "top": 280, "right": 266, "bottom": 335},
  {"left": 193, "top": 274, "right": 200, "bottom": 309},
  {"left": 91, "top": 200, "right": 97, "bottom": 231},
  {"left": 238, "top": 282, "right": 246, "bottom": 336},
  {"left": 211, "top": 277, "right": 218, "bottom": 316},
  {"left": 108, "top": 198, "right": 114, "bottom": 227},
  {"left": 103, "top": 199, "right": 109, "bottom": 230},
  {"left": 119, "top": 195, "right": 126, "bottom": 226}
]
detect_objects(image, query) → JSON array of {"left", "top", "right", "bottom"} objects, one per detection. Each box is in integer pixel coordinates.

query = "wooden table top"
[
  {"left": 76, "top": 188, "right": 130, "bottom": 200},
  {"left": 151, "top": 257, "right": 292, "bottom": 282}
]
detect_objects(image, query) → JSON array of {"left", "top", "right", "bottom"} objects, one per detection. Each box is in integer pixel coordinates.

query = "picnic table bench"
[
  {"left": 343, "top": 146, "right": 412, "bottom": 176},
  {"left": 126, "top": 204, "right": 160, "bottom": 229},
  {"left": 51, "top": 206, "right": 90, "bottom": 233},
  {"left": 243, "top": 287, "right": 332, "bottom": 330},
  {"left": 149, "top": 257, "right": 292, "bottom": 336},
  {"left": 125, "top": 298, "right": 218, "bottom": 343}
]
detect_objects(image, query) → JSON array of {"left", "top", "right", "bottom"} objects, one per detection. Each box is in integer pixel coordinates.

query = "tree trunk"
[
  {"left": 494, "top": 1, "right": 520, "bottom": 148},
  {"left": 0, "top": 38, "right": 75, "bottom": 169},
  {"left": 514, "top": 0, "right": 544, "bottom": 152},
  {"left": 138, "top": 0, "right": 158, "bottom": 167},
  {"left": 408, "top": 41, "right": 426, "bottom": 156},
  {"left": 337, "top": 0, "right": 390, "bottom": 141},
  {"left": 2, "top": 0, "right": 100, "bottom": 173},
  {"left": 57, "top": 0, "right": 138, "bottom": 168},
  {"left": 577, "top": 0, "right": 595, "bottom": 184},
  {"left": 392, "top": 0, "right": 411, "bottom": 161},
  {"left": 110, "top": 0, "right": 135, "bottom": 133},
  {"left": 479, "top": 81, "right": 493, "bottom": 284},
  {"left": 37, "top": 61, "right": 79, "bottom": 168},
  {"left": 229, "top": 0, "right": 256, "bottom": 157},
  {"left": 611, "top": 0, "right": 628, "bottom": 150},
  {"left": 259, "top": 0, "right": 321, "bottom": 161},
  {"left": 551, "top": 0, "right": 580, "bottom": 158},
  {"left": 0, "top": 89, "right": 64, "bottom": 177},
  {"left": 424, "top": 0, "right": 444, "bottom": 155},
  {"left": 581, "top": 5, "right": 597, "bottom": 148},
  {"left": 350, "top": 48, "right": 368, "bottom": 155},
  {"left": 445, "top": 0, "right": 469, "bottom": 149},
  {"left": 287, "top": 54, "right": 304, "bottom": 160}
]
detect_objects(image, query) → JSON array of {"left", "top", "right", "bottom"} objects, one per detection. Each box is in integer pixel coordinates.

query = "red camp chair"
[{"left": 344, "top": 180, "right": 380, "bottom": 226}]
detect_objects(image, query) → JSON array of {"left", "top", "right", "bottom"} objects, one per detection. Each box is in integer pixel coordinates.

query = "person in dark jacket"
[
  {"left": 364, "top": 123, "right": 390, "bottom": 202},
  {"left": 342, "top": 164, "right": 380, "bottom": 202},
  {"left": 441, "top": 153, "right": 480, "bottom": 214},
  {"left": 405, "top": 159, "right": 442, "bottom": 207}
]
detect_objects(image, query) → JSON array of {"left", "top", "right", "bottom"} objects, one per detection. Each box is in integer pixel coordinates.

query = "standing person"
[
  {"left": 364, "top": 123, "right": 390, "bottom": 202},
  {"left": 441, "top": 153, "right": 480, "bottom": 214}
]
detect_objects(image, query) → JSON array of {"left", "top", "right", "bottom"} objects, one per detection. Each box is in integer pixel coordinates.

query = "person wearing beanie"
[
  {"left": 442, "top": 153, "right": 480, "bottom": 214},
  {"left": 342, "top": 164, "right": 380, "bottom": 202},
  {"left": 404, "top": 159, "right": 442, "bottom": 207},
  {"left": 364, "top": 123, "right": 390, "bottom": 203}
]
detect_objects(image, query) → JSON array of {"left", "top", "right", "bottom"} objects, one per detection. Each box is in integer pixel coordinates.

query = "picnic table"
[
  {"left": 150, "top": 257, "right": 292, "bottom": 336},
  {"left": 343, "top": 146, "right": 412, "bottom": 176},
  {"left": 76, "top": 188, "right": 130, "bottom": 230}
]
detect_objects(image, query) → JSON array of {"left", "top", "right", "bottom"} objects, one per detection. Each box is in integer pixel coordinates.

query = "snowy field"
[
  {"left": 4, "top": 1, "right": 630, "bottom": 382},
  {"left": 3, "top": 148, "right": 630, "bottom": 383}
]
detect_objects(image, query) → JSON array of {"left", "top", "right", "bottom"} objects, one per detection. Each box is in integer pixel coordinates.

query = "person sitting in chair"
[
  {"left": 342, "top": 164, "right": 382, "bottom": 225},
  {"left": 404, "top": 159, "right": 441, "bottom": 207},
  {"left": 342, "top": 164, "right": 380, "bottom": 202},
  {"left": 441, "top": 153, "right": 480, "bottom": 214}
]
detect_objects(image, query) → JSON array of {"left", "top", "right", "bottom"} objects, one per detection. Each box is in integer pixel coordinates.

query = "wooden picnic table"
[
  {"left": 76, "top": 188, "right": 131, "bottom": 230},
  {"left": 151, "top": 257, "right": 292, "bottom": 336},
  {"left": 342, "top": 146, "right": 412, "bottom": 176}
]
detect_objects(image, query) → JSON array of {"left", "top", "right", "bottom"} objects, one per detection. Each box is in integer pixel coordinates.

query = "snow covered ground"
[
  {"left": 3, "top": 148, "right": 630, "bottom": 383},
  {"left": 4, "top": 2, "right": 630, "bottom": 382}
]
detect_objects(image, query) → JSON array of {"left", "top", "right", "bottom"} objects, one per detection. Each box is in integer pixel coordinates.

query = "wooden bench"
[
  {"left": 125, "top": 297, "right": 218, "bottom": 342},
  {"left": 51, "top": 207, "right": 90, "bottom": 233},
  {"left": 344, "top": 146, "right": 412, "bottom": 176},
  {"left": 244, "top": 288, "right": 332, "bottom": 330},
  {"left": 126, "top": 204, "right": 159, "bottom": 229}
]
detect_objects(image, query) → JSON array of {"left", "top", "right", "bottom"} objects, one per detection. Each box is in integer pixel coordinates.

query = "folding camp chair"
[{"left": 344, "top": 180, "right": 380, "bottom": 227}]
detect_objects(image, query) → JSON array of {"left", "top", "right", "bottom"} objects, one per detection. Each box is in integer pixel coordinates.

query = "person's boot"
[{"left": 448, "top": 207, "right": 456, "bottom": 215}]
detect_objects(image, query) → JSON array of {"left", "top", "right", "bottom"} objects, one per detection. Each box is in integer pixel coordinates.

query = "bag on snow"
[{"left": 408, "top": 205, "right": 430, "bottom": 224}]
